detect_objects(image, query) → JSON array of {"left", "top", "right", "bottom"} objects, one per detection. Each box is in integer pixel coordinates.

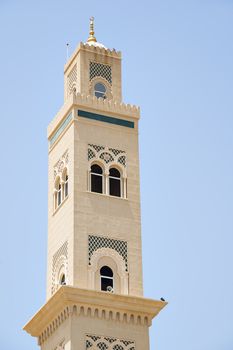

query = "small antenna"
[{"left": 66, "top": 43, "right": 69, "bottom": 62}]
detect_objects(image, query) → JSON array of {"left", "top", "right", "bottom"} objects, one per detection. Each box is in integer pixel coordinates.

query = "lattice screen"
[
  {"left": 54, "top": 150, "right": 69, "bottom": 179},
  {"left": 88, "top": 235, "right": 128, "bottom": 271},
  {"left": 89, "top": 144, "right": 105, "bottom": 153},
  {"left": 67, "top": 64, "right": 77, "bottom": 94},
  {"left": 52, "top": 241, "right": 68, "bottom": 294},
  {"left": 90, "top": 61, "right": 112, "bottom": 85},
  {"left": 86, "top": 335, "right": 135, "bottom": 350},
  {"left": 109, "top": 148, "right": 124, "bottom": 156},
  {"left": 54, "top": 340, "right": 65, "bottom": 350},
  {"left": 88, "top": 144, "right": 126, "bottom": 167},
  {"left": 100, "top": 152, "right": 114, "bottom": 163}
]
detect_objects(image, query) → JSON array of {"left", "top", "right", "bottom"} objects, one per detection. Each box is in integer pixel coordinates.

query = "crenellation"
[
  {"left": 47, "top": 93, "right": 140, "bottom": 146},
  {"left": 74, "top": 93, "right": 140, "bottom": 117},
  {"left": 79, "top": 42, "right": 121, "bottom": 58}
]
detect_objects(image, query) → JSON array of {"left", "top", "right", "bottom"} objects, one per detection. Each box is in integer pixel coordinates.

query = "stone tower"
[{"left": 24, "top": 18, "right": 166, "bottom": 350}]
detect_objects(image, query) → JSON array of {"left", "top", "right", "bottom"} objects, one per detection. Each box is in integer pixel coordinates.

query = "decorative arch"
[
  {"left": 87, "top": 144, "right": 127, "bottom": 198},
  {"left": 107, "top": 163, "right": 123, "bottom": 174},
  {"left": 89, "top": 160, "right": 105, "bottom": 172},
  {"left": 54, "top": 175, "right": 61, "bottom": 190},
  {"left": 89, "top": 76, "right": 113, "bottom": 100},
  {"left": 89, "top": 162, "right": 105, "bottom": 194},
  {"left": 53, "top": 150, "right": 69, "bottom": 211},
  {"left": 88, "top": 148, "right": 126, "bottom": 175},
  {"left": 108, "top": 165, "right": 122, "bottom": 197},
  {"left": 88, "top": 247, "right": 128, "bottom": 295},
  {"left": 61, "top": 167, "right": 68, "bottom": 181},
  {"left": 54, "top": 175, "right": 62, "bottom": 209},
  {"left": 51, "top": 241, "right": 68, "bottom": 295},
  {"left": 61, "top": 167, "right": 69, "bottom": 199},
  {"left": 53, "top": 254, "right": 68, "bottom": 293}
]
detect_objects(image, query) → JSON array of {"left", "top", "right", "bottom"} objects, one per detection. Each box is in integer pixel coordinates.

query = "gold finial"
[{"left": 87, "top": 16, "right": 97, "bottom": 43}]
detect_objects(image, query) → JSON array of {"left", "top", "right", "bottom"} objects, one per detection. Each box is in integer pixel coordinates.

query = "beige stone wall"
[
  {"left": 41, "top": 314, "right": 149, "bottom": 350},
  {"left": 73, "top": 111, "right": 143, "bottom": 296},
  {"left": 47, "top": 118, "right": 75, "bottom": 299},
  {"left": 70, "top": 314, "right": 149, "bottom": 350},
  {"left": 46, "top": 102, "right": 143, "bottom": 299}
]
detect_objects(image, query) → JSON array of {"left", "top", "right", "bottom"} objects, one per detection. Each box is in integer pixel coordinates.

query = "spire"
[{"left": 87, "top": 16, "right": 97, "bottom": 43}]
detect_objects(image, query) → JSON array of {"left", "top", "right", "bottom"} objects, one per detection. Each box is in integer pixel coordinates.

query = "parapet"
[
  {"left": 47, "top": 92, "right": 140, "bottom": 141},
  {"left": 64, "top": 42, "right": 121, "bottom": 74}
]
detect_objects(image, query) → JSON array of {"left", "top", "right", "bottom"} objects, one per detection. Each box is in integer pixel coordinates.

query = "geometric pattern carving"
[
  {"left": 90, "top": 61, "right": 112, "bottom": 85},
  {"left": 88, "top": 144, "right": 126, "bottom": 167},
  {"left": 109, "top": 148, "right": 124, "bottom": 156},
  {"left": 54, "top": 340, "right": 65, "bottom": 350},
  {"left": 89, "top": 143, "right": 105, "bottom": 153},
  {"left": 86, "top": 335, "right": 135, "bottom": 350},
  {"left": 117, "top": 155, "right": 126, "bottom": 167},
  {"left": 54, "top": 150, "right": 69, "bottom": 179},
  {"left": 53, "top": 241, "right": 68, "bottom": 267},
  {"left": 67, "top": 64, "right": 77, "bottom": 94},
  {"left": 100, "top": 152, "right": 114, "bottom": 163},
  {"left": 88, "top": 235, "right": 128, "bottom": 271},
  {"left": 52, "top": 241, "right": 68, "bottom": 294}
]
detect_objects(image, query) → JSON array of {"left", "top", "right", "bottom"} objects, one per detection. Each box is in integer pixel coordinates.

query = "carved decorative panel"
[
  {"left": 90, "top": 61, "right": 112, "bottom": 85},
  {"left": 54, "top": 150, "right": 69, "bottom": 179},
  {"left": 88, "top": 144, "right": 126, "bottom": 167},
  {"left": 86, "top": 335, "right": 135, "bottom": 350},
  {"left": 88, "top": 235, "right": 128, "bottom": 271},
  {"left": 51, "top": 241, "right": 68, "bottom": 294}
]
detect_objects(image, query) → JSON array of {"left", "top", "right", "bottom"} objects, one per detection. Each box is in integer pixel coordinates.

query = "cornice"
[
  {"left": 23, "top": 286, "right": 167, "bottom": 341},
  {"left": 47, "top": 93, "right": 140, "bottom": 141}
]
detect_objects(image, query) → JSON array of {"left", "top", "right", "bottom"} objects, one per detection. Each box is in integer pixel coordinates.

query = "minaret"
[{"left": 24, "top": 18, "right": 166, "bottom": 350}]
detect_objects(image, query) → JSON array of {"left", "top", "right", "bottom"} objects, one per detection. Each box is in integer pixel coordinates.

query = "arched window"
[
  {"left": 109, "top": 168, "right": 121, "bottom": 197},
  {"left": 54, "top": 177, "right": 63, "bottom": 211},
  {"left": 100, "top": 266, "right": 113, "bottom": 292},
  {"left": 94, "top": 82, "right": 106, "bottom": 99},
  {"left": 57, "top": 183, "right": 62, "bottom": 206},
  {"left": 64, "top": 174, "right": 68, "bottom": 198},
  {"left": 91, "top": 164, "right": 103, "bottom": 194},
  {"left": 59, "top": 273, "right": 66, "bottom": 285}
]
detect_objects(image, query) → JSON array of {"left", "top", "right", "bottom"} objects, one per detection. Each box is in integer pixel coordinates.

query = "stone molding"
[{"left": 23, "top": 286, "right": 167, "bottom": 344}]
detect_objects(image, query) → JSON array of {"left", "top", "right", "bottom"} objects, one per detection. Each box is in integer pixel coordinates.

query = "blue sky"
[{"left": 0, "top": 0, "right": 232, "bottom": 349}]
